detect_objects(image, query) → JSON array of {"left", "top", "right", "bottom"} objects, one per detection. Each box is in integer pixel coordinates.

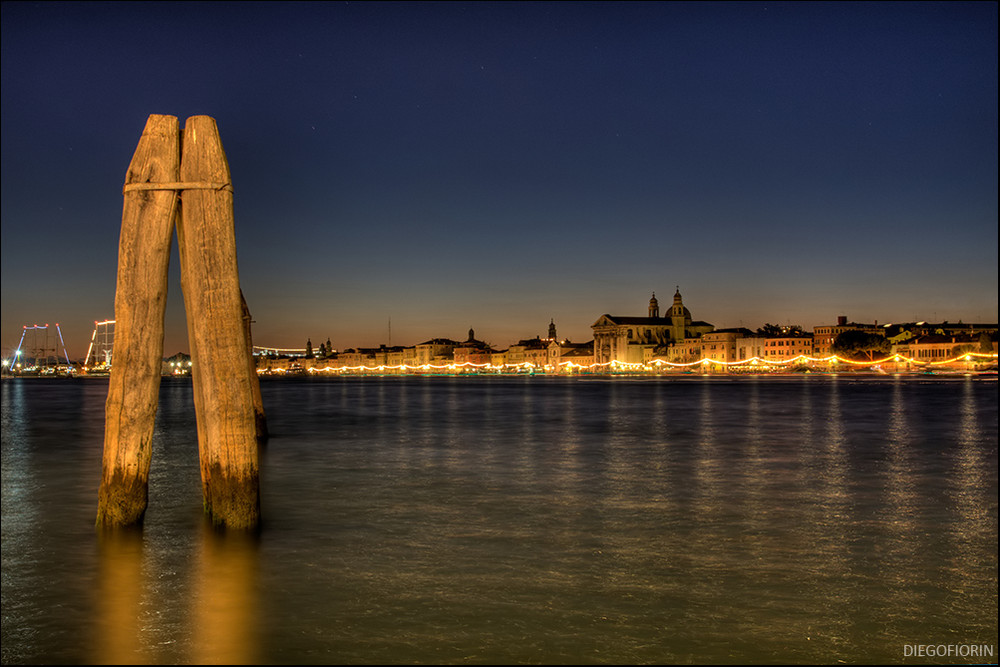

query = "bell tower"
[
  {"left": 648, "top": 293, "right": 659, "bottom": 318},
  {"left": 671, "top": 287, "right": 686, "bottom": 342}
]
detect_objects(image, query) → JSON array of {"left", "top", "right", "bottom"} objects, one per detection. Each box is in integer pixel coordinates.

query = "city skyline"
[
  {"left": 9, "top": 291, "right": 997, "bottom": 365},
  {"left": 3, "top": 1, "right": 997, "bottom": 359},
  {"left": 248, "top": 292, "right": 999, "bottom": 356}
]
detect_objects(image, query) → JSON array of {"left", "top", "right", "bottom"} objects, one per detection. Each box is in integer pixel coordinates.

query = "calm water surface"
[{"left": 1, "top": 375, "right": 997, "bottom": 664}]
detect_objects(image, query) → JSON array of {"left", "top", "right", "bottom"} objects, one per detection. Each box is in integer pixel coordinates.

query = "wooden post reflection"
[
  {"left": 94, "top": 528, "right": 149, "bottom": 665},
  {"left": 190, "top": 524, "right": 260, "bottom": 664}
]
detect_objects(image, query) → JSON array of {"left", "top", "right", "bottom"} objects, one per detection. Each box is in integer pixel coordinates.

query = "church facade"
[{"left": 592, "top": 289, "right": 714, "bottom": 364}]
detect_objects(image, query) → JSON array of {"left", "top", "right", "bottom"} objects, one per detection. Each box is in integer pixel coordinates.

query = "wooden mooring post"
[
  {"left": 98, "top": 115, "right": 265, "bottom": 530},
  {"left": 97, "top": 115, "right": 179, "bottom": 528}
]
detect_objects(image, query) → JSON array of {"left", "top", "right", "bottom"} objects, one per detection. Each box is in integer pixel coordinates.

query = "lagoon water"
[{"left": 1, "top": 375, "right": 997, "bottom": 664}]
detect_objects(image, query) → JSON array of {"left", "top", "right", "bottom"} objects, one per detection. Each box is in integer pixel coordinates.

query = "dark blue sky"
[{"left": 2, "top": 1, "right": 997, "bottom": 357}]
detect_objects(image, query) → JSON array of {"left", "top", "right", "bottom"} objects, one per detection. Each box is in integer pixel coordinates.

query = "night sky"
[{"left": 2, "top": 1, "right": 997, "bottom": 359}]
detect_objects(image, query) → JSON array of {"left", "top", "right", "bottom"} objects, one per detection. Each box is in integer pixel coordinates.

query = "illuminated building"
[
  {"left": 506, "top": 337, "right": 550, "bottom": 368},
  {"left": 660, "top": 338, "right": 703, "bottom": 365},
  {"left": 415, "top": 338, "right": 460, "bottom": 366},
  {"left": 339, "top": 348, "right": 379, "bottom": 367},
  {"left": 547, "top": 339, "right": 595, "bottom": 369},
  {"left": 892, "top": 333, "right": 996, "bottom": 362},
  {"left": 812, "top": 315, "right": 881, "bottom": 358},
  {"left": 738, "top": 332, "right": 814, "bottom": 362},
  {"left": 453, "top": 329, "right": 495, "bottom": 365},
  {"left": 592, "top": 289, "right": 713, "bottom": 364},
  {"left": 700, "top": 328, "right": 754, "bottom": 364},
  {"left": 386, "top": 346, "right": 413, "bottom": 367},
  {"left": 883, "top": 321, "right": 998, "bottom": 342}
]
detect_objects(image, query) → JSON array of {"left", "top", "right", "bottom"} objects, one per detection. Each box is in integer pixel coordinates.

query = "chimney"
[{"left": 837, "top": 315, "right": 847, "bottom": 326}]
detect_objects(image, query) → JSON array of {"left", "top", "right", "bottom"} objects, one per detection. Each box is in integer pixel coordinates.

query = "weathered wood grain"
[
  {"left": 97, "top": 114, "right": 179, "bottom": 527},
  {"left": 177, "top": 116, "right": 260, "bottom": 529}
]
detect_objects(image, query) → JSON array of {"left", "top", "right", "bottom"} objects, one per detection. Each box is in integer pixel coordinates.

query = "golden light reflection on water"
[
  {"left": 190, "top": 525, "right": 260, "bottom": 665},
  {"left": 812, "top": 377, "right": 855, "bottom": 655},
  {"left": 94, "top": 529, "right": 149, "bottom": 665},
  {"left": 883, "top": 377, "right": 921, "bottom": 635},
  {"left": 93, "top": 525, "right": 259, "bottom": 665},
  {"left": 947, "top": 377, "right": 997, "bottom": 635}
]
